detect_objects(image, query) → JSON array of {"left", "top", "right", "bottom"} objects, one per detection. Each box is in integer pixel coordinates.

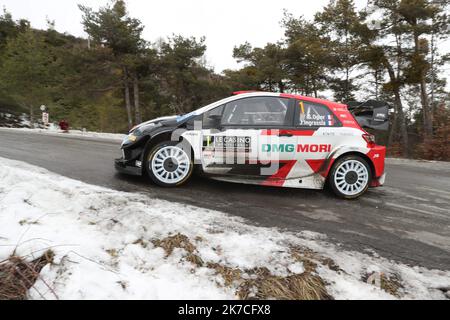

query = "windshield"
[{"left": 175, "top": 98, "right": 228, "bottom": 123}]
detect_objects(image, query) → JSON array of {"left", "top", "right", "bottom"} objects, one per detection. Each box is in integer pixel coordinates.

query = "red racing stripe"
[
  {"left": 306, "top": 158, "right": 335, "bottom": 178},
  {"left": 261, "top": 160, "right": 297, "bottom": 187},
  {"left": 261, "top": 129, "right": 316, "bottom": 136}
]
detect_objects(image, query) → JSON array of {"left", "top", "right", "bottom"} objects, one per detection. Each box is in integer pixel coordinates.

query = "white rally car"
[{"left": 115, "top": 92, "right": 388, "bottom": 199}]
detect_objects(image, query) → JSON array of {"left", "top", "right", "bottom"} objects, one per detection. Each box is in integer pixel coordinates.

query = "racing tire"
[
  {"left": 146, "top": 141, "right": 194, "bottom": 187},
  {"left": 329, "top": 155, "right": 372, "bottom": 199}
]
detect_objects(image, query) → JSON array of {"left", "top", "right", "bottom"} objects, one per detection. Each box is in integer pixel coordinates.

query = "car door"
[
  {"left": 200, "top": 96, "right": 296, "bottom": 180},
  {"left": 288, "top": 100, "right": 342, "bottom": 180}
]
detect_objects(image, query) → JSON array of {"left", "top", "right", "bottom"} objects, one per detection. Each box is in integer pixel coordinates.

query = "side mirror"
[
  {"left": 207, "top": 114, "right": 222, "bottom": 127},
  {"left": 208, "top": 114, "right": 222, "bottom": 121}
]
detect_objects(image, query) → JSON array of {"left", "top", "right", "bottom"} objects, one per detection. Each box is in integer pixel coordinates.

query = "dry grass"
[
  {"left": 236, "top": 267, "right": 332, "bottom": 300},
  {"left": 364, "top": 272, "right": 403, "bottom": 297},
  {"left": 291, "top": 246, "right": 342, "bottom": 273},
  {"left": 207, "top": 263, "right": 242, "bottom": 286},
  {"left": 380, "top": 274, "right": 402, "bottom": 297},
  {"left": 0, "top": 250, "right": 55, "bottom": 300},
  {"left": 132, "top": 238, "right": 148, "bottom": 248},
  {"left": 153, "top": 233, "right": 197, "bottom": 256},
  {"left": 153, "top": 233, "right": 204, "bottom": 267},
  {"left": 153, "top": 234, "right": 333, "bottom": 300}
]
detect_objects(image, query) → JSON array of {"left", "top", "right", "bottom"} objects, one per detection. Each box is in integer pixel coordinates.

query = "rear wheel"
[
  {"left": 146, "top": 141, "right": 193, "bottom": 187},
  {"left": 329, "top": 155, "right": 371, "bottom": 199}
]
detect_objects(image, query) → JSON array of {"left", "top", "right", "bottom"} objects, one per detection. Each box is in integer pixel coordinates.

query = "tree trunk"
[
  {"left": 278, "top": 80, "right": 285, "bottom": 93},
  {"left": 430, "top": 24, "right": 436, "bottom": 113},
  {"left": 29, "top": 105, "right": 34, "bottom": 129},
  {"left": 132, "top": 72, "right": 142, "bottom": 124},
  {"left": 413, "top": 31, "right": 433, "bottom": 138},
  {"left": 385, "top": 61, "right": 409, "bottom": 157},
  {"left": 388, "top": 109, "right": 397, "bottom": 147},
  {"left": 420, "top": 77, "right": 433, "bottom": 137},
  {"left": 374, "top": 69, "right": 380, "bottom": 100},
  {"left": 123, "top": 66, "right": 133, "bottom": 130},
  {"left": 393, "top": 90, "right": 409, "bottom": 157}
]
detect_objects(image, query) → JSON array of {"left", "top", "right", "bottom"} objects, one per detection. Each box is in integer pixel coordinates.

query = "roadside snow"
[
  {"left": 0, "top": 157, "right": 449, "bottom": 300},
  {"left": 0, "top": 126, "right": 125, "bottom": 142}
]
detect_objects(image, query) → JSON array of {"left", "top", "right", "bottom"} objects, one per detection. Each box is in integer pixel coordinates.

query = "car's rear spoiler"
[{"left": 346, "top": 100, "right": 390, "bottom": 131}]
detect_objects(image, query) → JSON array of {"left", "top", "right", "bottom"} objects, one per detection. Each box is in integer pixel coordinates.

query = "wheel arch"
[
  {"left": 328, "top": 151, "right": 375, "bottom": 181},
  {"left": 141, "top": 130, "right": 194, "bottom": 174}
]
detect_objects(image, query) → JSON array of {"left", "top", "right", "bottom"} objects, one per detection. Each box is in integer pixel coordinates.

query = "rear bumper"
[
  {"left": 366, "top": 145, "right": 386, "bottom": 188},
  {"left": 371, "top": 172, "right": 386, "bottom": 187},
  {"left": 114, "top": 158, "right": 143, "bottom": 176}
]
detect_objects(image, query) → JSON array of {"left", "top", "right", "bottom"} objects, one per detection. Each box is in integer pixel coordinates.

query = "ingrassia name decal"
[{"left": 262, "top": 144, "right": 331, "bottom": 153}]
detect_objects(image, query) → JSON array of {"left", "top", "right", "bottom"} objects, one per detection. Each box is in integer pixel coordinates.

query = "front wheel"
[
  {"left": 329, "top": 155, "right": 372, "bottom": 199},
  {"left": 146, "top": 142, "right": 193, "bottom": 187}
]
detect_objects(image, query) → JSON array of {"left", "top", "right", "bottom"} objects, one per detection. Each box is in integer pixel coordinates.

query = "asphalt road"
[{"left": 1, "top": 128, "right": 449, "bottom": 270}]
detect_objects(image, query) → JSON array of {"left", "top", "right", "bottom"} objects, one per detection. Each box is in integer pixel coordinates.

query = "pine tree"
[
  {"left": 233, "top": 42, "right": 288, "bottom": 92},
  {"left": 281, "top": 12, "right": 331, "bottom": 97},
  {"left": 315, "top": 0, "right": 368, "bottom": 102},
  {"left": 79, "top": 0, "right": 146, "bottom": 128},
  {"left": 0, "top": 29, "right": 59, "bottom": 127}
]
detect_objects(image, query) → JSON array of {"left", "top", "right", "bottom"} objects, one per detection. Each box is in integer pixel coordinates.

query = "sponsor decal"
[
  {"left": 326, "top": 114, "right": 334, "bottom": 126},
  {"left": 299, "top": 101, "right": 305, "bottom": 114},
  {"left": 299, "top": 114, "right": 328, "bottom": 127},
  {"left": 299, "top": 103, "right": 335, "bottom": 127},
  {"left": 374, "top": 113, "right": 387, "bottom": 122},
  {"left": 203, "top": 136, "right": 251, "bottom": 150},
  {"left": 262, "top": 144, "right": 331, "bottom": 153}
]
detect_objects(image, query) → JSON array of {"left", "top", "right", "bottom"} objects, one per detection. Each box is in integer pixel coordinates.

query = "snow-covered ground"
[
  {"left": 0, "top": 126, "right": 126, "bottom": 142},
  {"left": 0, "top": 112, "right": 30, "bottom": 128},
  {"left": 0, "top": 157, "right": 449, "bottom": 300}
]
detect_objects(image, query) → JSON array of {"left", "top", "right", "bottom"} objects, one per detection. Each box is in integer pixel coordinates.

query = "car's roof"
[
  {"left": 232, "top": 91, "right": 346, "bottom": 107},
  {"left": 192, "top": 91, "right": 347, "bottom": 117}
]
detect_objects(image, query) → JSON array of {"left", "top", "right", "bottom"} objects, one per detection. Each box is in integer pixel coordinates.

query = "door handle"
[{"left": 278, "top": 133, "right": 293, "bottom": 137}]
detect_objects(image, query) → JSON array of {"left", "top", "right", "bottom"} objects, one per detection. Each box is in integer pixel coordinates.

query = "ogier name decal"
[{"left": 262, "top": 144, "right": 331, "bottom": 153}]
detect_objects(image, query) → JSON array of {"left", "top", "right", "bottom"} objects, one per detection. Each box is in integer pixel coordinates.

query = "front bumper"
[{"left": 114, "top": 158, "right": 143, "bottom": 176}]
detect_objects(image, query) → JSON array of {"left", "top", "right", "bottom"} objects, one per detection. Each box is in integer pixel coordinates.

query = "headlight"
[
  {"left": 127, "top": 127, "right": 143, "bottom": 142},
  {"left": 125, "top": 123, "right": 157, "bottom": 144},
  {"left": 127, "top": 134, "right": 138, "bottom": 142}
]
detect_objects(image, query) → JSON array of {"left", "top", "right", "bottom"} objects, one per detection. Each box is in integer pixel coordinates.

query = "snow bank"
[
  {"left": 0, "top": 112, "right": 29, "bottom": 128},
  {"left": 0, "top": 126, "right": 125, "bottom": 142},
  {"left": 0, "top": 157, "right": 448, "bottom": 300}
]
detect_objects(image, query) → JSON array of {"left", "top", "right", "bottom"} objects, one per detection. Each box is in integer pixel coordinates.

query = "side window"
[
  {"left": 221, "top": 97, "right": 290, "bottom": 126},
  {"left": 298, "top": 101, "right": 337, "bottom": 127},
  {"left": 202, "top": 105, "right": 224, "bottom": 129}
]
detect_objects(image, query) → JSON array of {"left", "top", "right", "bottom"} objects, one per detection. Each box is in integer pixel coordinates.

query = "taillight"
[{"left": 363, "top": 134, "right": 376, "bottom": 147}]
